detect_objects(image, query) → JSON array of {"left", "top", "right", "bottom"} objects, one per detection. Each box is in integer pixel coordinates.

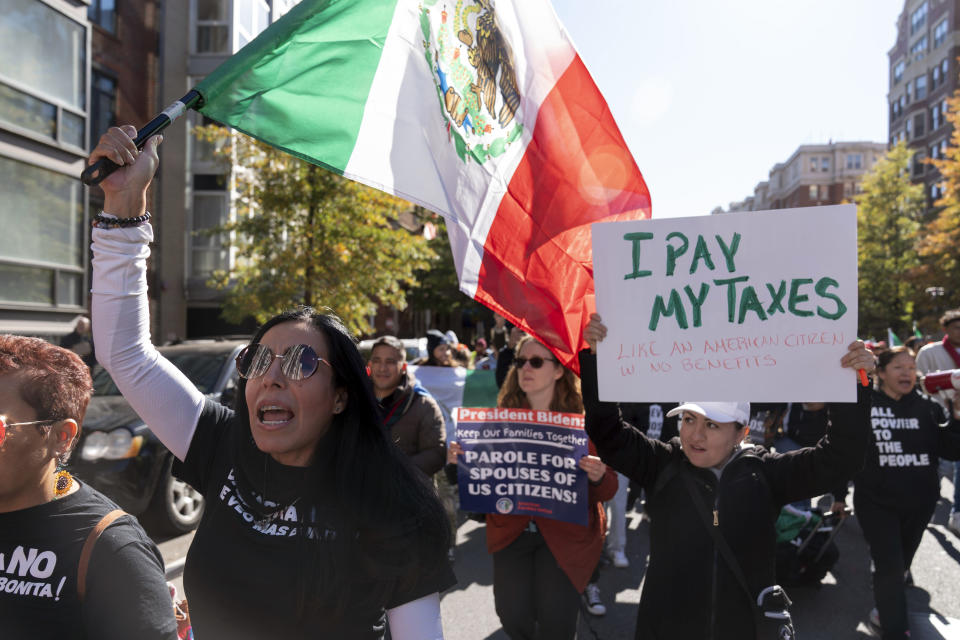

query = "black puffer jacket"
[{"left": 579, "top": 351, "right": 870, "bottom": 640}]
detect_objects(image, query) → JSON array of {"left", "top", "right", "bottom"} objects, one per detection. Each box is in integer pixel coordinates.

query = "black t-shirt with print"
[
  {"left": 173, "top": 399, "right": 455, "bottom": 640},
  {"left": 850, "top": 389, "right": 960, "bottom": 508},
  {"left": 0, "top": 482, "right": 177, "bottom": 640}
]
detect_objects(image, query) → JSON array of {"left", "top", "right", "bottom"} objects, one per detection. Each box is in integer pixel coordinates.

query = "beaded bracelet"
[{"left": 91, "top": 212, "right": 152, "bottom": 229}]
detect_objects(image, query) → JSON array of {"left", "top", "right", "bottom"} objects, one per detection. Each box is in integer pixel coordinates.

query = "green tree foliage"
[
  {"left": 193, "top": 125, "right": 435, "bottom": 335},
  {"left": 923, "top": 91, "right": 960, "bottom": 318},
  {"left": 855, "top": 142, "right": 924, "bottom": 339}
]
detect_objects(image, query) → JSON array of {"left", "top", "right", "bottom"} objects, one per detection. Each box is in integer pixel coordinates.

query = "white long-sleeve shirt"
[{"left": 90, "top": 220, "right": 443, "bottom": 639}]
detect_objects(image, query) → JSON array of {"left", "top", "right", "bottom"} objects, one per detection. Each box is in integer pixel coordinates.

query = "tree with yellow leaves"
[
  {"left": 193, "top": 125, "right": 436, "bottom": 335},
  {"left": 923, "top": 91, "right": 960, "bottom": 321}
]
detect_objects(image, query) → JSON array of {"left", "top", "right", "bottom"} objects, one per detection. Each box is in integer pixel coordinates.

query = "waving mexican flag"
[{"left": 194, "top": 0, "right": 651, "bottom": 371}]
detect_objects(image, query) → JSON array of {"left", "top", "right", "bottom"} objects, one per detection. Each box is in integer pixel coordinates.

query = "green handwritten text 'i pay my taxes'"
[{"left": 622, "top": 231, "right": 848, "bottom": 331}]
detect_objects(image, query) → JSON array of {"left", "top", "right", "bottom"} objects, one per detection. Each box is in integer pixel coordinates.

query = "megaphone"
[{"left": 922, "top": 369, "right": 960, "bottom": 394}]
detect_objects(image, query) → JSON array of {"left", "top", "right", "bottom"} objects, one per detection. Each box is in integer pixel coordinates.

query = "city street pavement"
[{"left": 158, "top": 480, "right": 960, "bottom": 639}]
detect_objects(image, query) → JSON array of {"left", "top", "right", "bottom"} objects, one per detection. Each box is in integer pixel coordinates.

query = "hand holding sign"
[
  {"left": 578, "top": 455, "right": 607, "bottom": 483},
  {"left": 840, "top": 341, "right": 876, "bottom": 376},
  {"left": 447, "top": 440, "right": 463, "bottom": 465},
  {"left": 584, "top": 314, "right": 607, "bottom": 355}
]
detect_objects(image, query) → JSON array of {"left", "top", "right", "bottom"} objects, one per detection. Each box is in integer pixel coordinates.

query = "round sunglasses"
[
  {"left": 235, "top": 343, "right": 330, "bottom": 381},
  {"left": 0, "top": 415, "right": 57, "bottom": 446},
  {"left": 514, "top": 356, "right": 558, "bottom": 369}
]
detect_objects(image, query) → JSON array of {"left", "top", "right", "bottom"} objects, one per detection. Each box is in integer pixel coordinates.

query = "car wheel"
[{"left": 147, "top": 456, "right": 204, "bottom": 535}]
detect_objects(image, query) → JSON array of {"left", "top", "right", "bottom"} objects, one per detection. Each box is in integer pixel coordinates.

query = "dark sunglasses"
[
  {"left": 514, "top": 356, "right": 557, "bottom": 370},
  {"left": 235, "top": 343, "right": 330, "bottom": 381},
  {"left": 0, "top": 415, "right": 57, "bottom": 446}
]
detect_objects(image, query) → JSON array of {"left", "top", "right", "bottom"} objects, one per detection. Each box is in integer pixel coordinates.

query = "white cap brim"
[{"left": 666, "top": 402, "right": 742, "bottom": 424}]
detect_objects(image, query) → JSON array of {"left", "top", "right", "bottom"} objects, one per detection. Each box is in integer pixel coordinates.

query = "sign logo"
[
  {"left": 419, "top": 0, "right": 524, "bottom": 164},
  {"left": 495, "top": 497, "right": 515, "bottom": 514}
]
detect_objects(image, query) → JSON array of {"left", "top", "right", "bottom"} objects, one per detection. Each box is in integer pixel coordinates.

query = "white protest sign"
[{"left": 591, "top": 205, "right": 857, "bottom": 402}]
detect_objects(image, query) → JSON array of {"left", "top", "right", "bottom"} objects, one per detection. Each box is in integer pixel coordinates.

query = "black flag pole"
[{"left": 81, "top": 90, "right": 204, "bottom": 186}]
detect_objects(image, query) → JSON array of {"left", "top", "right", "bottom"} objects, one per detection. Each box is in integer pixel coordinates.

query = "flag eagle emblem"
[{"left": 420, "top": 0, "right": 523, "bottom": 164}]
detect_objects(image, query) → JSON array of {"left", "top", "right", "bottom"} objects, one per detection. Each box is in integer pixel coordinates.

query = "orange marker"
[{"left": 858, "top": 369, "right": 869, "bottom": 387}]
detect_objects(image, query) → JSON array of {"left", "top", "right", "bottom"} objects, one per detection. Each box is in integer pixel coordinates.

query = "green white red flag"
[
  {"left": 194, "top": 0, "right": 651, "bottom": 370},
  {"left": 887, "top": 328, "right": 903, "bottom": 347}
]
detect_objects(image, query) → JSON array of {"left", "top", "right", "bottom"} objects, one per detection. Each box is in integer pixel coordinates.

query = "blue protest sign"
[{"left": 454, "top": 407, "right": 590, "bottom": 526}]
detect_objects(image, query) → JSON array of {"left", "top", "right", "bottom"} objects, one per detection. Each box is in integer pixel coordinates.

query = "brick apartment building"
[
  {"left": 713, "top": 141, "right": 887, "bottom": 214},
  {"left": 888, "top": 0, "right": 960, "bottom": 211}
]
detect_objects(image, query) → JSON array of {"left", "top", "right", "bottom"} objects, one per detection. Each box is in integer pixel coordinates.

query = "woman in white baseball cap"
[
  {"left": 663, "top": 402, "right": 752, "bottom": 470},
  {"left": 579, "top": 314, "right": 875, "bottom": 640}
]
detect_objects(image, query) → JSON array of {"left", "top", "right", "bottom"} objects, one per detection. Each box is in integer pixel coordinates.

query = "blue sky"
[{"left": 551, "top": 0, "right": 905, "bottom": 218}]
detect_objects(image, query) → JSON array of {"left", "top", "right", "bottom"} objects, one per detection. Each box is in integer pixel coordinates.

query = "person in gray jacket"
[{"left": 368, "top": 336, "right": 447, "bottom": 477}]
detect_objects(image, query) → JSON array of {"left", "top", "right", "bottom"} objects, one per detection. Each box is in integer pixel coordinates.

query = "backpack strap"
[
  {"left": 679, "top": 470, "right": 761, "bottom": 615},
  {"left": 651, "top": 455, "right": 682, "bottom": 497},
  {"left": 77, "top": 509, "right": 127, "bottom": 602}
]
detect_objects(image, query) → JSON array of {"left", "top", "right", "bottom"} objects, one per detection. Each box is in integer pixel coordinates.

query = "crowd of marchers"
[{"left": 3, "top": 126, "right": 960, "bottom": 640}]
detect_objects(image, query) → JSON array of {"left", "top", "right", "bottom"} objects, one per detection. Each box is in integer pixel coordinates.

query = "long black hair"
[{"left": 233, "top": 308, "right": 451, "bottom": 618}]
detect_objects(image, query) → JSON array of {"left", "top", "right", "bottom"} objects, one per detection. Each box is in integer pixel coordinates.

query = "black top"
[
  {"left": 174, "top": 400, "right": 455, "bottom": 640},
  {"left": 579, "top": 350, "right": 870, "bottom": 640},
  {"left": 835, "top": 388, "right": 960, "bottom": 508},
  {"left": 60, "top": 330, "right": 96, "bottom": 369},
  {"left": 495, "top": 345, "right": 515, "bottom": 388},
  {"left": 0, "top": 482, "right": 177, "bottom": 640},
  {"left": 619, "top": 402, "right": 680, "bottom": 441}
]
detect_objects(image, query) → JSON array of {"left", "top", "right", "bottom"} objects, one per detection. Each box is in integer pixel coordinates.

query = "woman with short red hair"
[{"left": 0, "top": 335, "right": 176, "bottom": 639}]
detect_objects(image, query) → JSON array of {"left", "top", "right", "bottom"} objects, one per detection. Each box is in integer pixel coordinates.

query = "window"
[
  {"left": 195, "top": 0, "right": 230, "bottom": 54},
  {"left": 934, "top": 18, "right": 948, "bottom": 48},
  {"left": 894, "top": 60, "right": 906, "bottom": 84},
  {"left": 191, "top": 192, "right": 229, "bottom": 277},
  {"left": 810, "top": 157, "right": 818, "bottom": 172},
  {"left": 913, "top": 151, "right": 926, "bottom": 176},
  {"left": 911, "top": 1, "right": 928, "bottom": 35},
  {"left": 932, "top": 182, "right": 944, "bottom": 201},
  {"left": 235, "top": 0, "right": 271, "bottom": 49},
  {"left": 910, "top": 36, "right": 928, "bottom": 61},
  {"left": 906, "top": 117, "right": 913, "bottom": 140},
  {"left": 933, "top": 65, "right": 941, "bottom": 90},
  {"left": 0, "top": 157, "right": 84, "bottom": 306},
  {"left": 90, "top": 71, "right": 117, "bottom": 142},
  {"left": 88, "top": 0, "right": 116, "bottom": 34},
  {"left": 916, "top": 75, "right": 927, "bottom": 99},
  {"left": 915, "top": 112, "right": 926, "bottom": 137},
  {"left": 942, "top": 58, "right": 949, "bottom": 83},
  {"left": 822, "top": 157, "right": 830, "bottom": 172},
  {"left": 931, "top": 101, "right": 947, "bottom": 129},
  {"left": 930, "top": 139, "right": 947, "bottom": 159},
  {"left": 846, "top": 154, "right": 863, "bottom": 170},
  {"left": 808, "top": 185, "right": 818, "bottom": 200},
  {"left": 0, "top": 0, "right": 86, "bottom": 149},
  {"left": 907, "top": 80, "right": 913, "bottom": 103}
]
